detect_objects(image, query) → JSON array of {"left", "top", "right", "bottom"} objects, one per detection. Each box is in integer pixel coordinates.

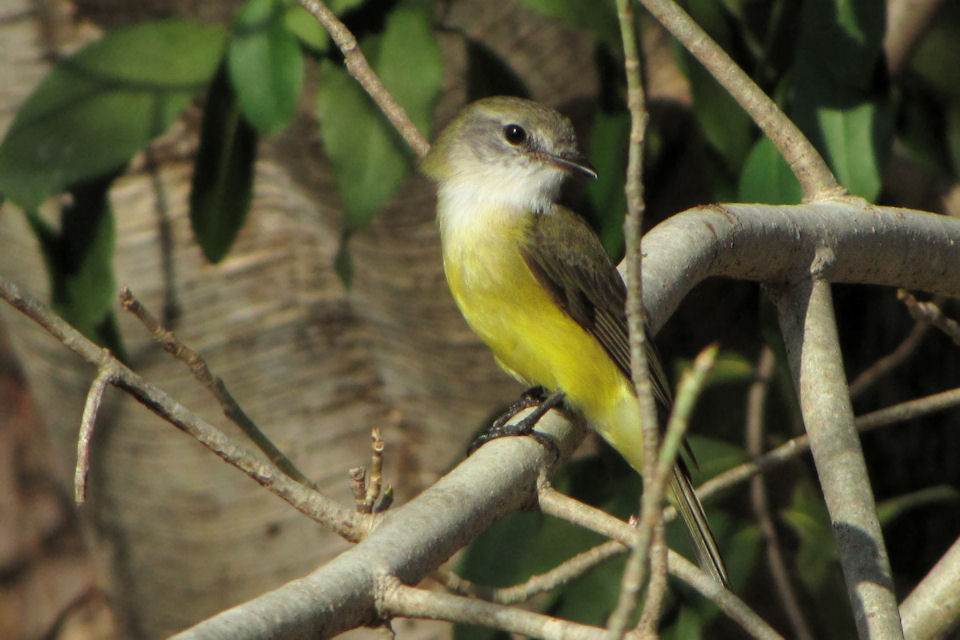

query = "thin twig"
[
  {"left": 118, "top": 287, "right": 314, "bottom": 487},
  {"left": 610, "top": 0, "right": 656, "bottom": 635},
  {"left": 666, "top": 552, "right": 785, "bottom": 640},
  {"left": 379, "top": 578, "right": 604, "bottom": 640},
  {"left": 848, "top": 320, "right": 929, "bottom": 398},
  {"left": 637, "top": 0, "right": 842, "bottom": 201},
  {"left": 296, "top": 0, "right": 429, "bottom": 157},
  {"left": 697, "top": 384, "right": 960, "bottom": 503},
  {"left": 538, "top": 486, "right": 785, "bottom": 640},
  {"left": 898, "top": 290, "right": 960, "bottom": 345},
  {"left": 635, "top": 521, "right": 666, "bottom": 637},
  {"left": 363, "top": 427, "right": 385, "bottom": 511},
  {"left": 438, "top": 540, "right": 628, "bottom": 605},
  {"left": 0, "top": 276, "right": 369, "bottom": 542},
  {"left": 746, "top": 346, "right": 815, "bottom": 640},
  {"left": 75, "top": 368, "right": 114, "bottom": 503}
]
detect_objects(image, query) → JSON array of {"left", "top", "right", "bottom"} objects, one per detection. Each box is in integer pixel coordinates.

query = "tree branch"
[
  {"left": 636, "top": 0, "right": 842, "bottom": 200},
  {"left": 296, "top": 0, "right": 430, "bottom": 157},
  {"left": 173, "top": 412, "right": 585, "bottom": 639},
  {"left": 610, "top": 0, "right": 658, "bottom": 633},
  {"left": 899, "top": 535, "right": 960, "bottom": 640},
  {"left": 771, "top": 264, "right": 903, "bottom": 640},
  {"left": 0, "top": 276, "right": 369, "bottom": 543},
  {"left": 637, "top": 203, "right": 960, "bottom": 334}
]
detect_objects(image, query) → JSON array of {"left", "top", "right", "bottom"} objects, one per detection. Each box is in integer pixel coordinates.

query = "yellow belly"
[{"left": 441, "top": 215, "right": 644, "bottom": 465}]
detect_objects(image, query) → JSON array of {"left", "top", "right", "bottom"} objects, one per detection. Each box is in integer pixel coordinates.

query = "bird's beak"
[{"left": 548, "top": 151, "right": 598, "bottom": 180}]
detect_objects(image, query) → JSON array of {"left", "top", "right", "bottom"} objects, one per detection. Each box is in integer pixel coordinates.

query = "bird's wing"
[{"left": 518, "top": 205, "right": 672, "bottom": 408}]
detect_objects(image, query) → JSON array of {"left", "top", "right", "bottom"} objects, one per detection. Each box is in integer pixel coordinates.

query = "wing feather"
[{"left": 518, "top": 206, "right": 671, "bottom": 407}]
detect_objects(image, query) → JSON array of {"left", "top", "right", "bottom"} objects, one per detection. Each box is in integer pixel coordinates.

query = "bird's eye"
[{"left": 503, "top": 124, "right": 527, "bottom": 145}]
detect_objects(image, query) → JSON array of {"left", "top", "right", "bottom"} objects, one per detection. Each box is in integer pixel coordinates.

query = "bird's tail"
[{"left": 669, "top": 466, "right": 729, "bottom": 587}]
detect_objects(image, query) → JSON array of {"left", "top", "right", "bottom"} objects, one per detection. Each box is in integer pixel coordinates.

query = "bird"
[{"left": 421, "top": 95, "right": 728, "bottom": 586}]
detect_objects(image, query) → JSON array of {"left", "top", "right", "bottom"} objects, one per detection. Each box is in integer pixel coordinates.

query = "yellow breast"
[{"left": 439, "top": 203, "right": 637, "bottom": 451}]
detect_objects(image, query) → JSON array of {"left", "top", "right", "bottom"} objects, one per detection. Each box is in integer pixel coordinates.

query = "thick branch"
[
  {"left": 173, "top": 412, "right": 584, "bottom": 639},
  {"left": 900, "top": 536, "right": 960, "bottom": 640},
  {"left": 772, "top": 271, "right": 903, "bottom": 640},
  {"left": 638, "top": 203, "right": 960, "bottom": 333}
]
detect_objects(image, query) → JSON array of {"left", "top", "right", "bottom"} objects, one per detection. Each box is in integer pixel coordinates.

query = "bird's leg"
[
  {"left": 489, "top": 385, "right": 549, "bottom": 431},
  {"left": 468, "top": 388, "right": 565, "bottom": 459}
]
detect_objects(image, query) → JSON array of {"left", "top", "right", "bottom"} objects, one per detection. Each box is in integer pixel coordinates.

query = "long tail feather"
[{"left": 670, "top": 466, "right": 729, "bottom": 587}]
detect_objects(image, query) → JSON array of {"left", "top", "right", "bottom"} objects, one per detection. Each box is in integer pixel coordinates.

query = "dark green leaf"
[
  {"left": 0, "top": 20, "right": 226, "bottom": 210},
  {"left": 737, "top": 136, "right": 802, "bottom": 204},
  {"left": 316, "top": 3, "right": 442, "bottom": 230},
  {"left": 376, "top": 4, "right": 444, "bottom": 136},
  {"left": 329, "top": 0, "right": 368, "bottom": 13},
  {"left": 26, "top": 173, "right": 123, "bottom": 353},
  {"left": 465, "top": 38, "right": 529, "bottom": 102},
  {"left": 190, "top": 66, "right": 259, "bottom": 264},
  {"left": 781, "top": 477, "right": 834, "bottom": 591},
  {"left": 791, "top": 0, "right": 891, "bottom": 200},
  {"left": 516, "top": 0, "right": 620, "bottom": 53},
  {"left": 229, "top": 0, "right": 304, "bottom": 134},
  {"left": 586, "top": 109, "right": 629, "bottom": 260},
  {"left": 677, "top": 49, "right": 754, "bottom": 174}
]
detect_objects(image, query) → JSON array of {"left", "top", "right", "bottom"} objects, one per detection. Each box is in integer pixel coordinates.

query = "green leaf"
[
  {"left": 328, "top": 0, "right": 368, "bottom": 13},
  {"left": 586, "top": 109, "right": 629, "bottom": 260},
  {"left": 228, "top": 0, "right": 304, "bottom": 134},
  {"left": 791, "top": 0, "right": 891, "bottom": 201},
  {"left": 781, "top": 477, "right": 834, "bottom": 591},
  {"left": 677, "top": 49, "right": 754, "bottom": 175},
  {"left": 316, "top": 3, "right": 442, "bottom": 230},
  {"left": 673, "top": 350, "right": 754, "bottom": 387},
  {"left": 376, "top": 4, "right": 444, "bottom": 136},
  {"left": 814, "top": 101, "right": 887, "bottom": 200},
  {"left": 738, "top": 136, "right": 802, "bottom": 204},
  {"left": 0, "top": 20, "right": 226, "bottom": 210},
  {"left": 283, "top": 4, "right": 329, "bottom": 53},
  {"left": 26, "top": 173, "right": 123, "bottom": 353},
  {"left": 190, "top": 66, "right": 259, "bottom": 264},
  {"left": 516, "top": 0, "right": 620, "bottom": 53}
]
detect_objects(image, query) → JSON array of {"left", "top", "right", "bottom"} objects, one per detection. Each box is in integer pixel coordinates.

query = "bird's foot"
[{"left": 468, "top": 388, "right": 565, "bottom": 461}]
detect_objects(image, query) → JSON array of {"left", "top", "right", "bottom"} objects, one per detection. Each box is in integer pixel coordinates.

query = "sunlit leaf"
[
  {"left": 791, "top": 0, "right": 891, "bottom": 200},
  {"left": 316, "top": 3, "right": 442, "bottom": 231},
  {"left": 283, "top": 4, "right": 329, "bottom": 53},
  {"left": 228, "top": 0, "right": 303, "bottom": 134},
  {"left": 0, "top": 20, "right": 225, "bottom": 210},
  {"left": 738, "top": 137, "right": 802, "bottom": 204}
]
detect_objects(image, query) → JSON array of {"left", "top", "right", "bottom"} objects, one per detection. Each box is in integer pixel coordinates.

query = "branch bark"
[{"left": 771, "top": 270, "right": 903, "bottom": 639}]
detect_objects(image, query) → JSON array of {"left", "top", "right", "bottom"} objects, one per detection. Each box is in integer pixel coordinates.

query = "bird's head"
[{"left": 422, "top": 96, "right": 596, "bottom": 212}]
